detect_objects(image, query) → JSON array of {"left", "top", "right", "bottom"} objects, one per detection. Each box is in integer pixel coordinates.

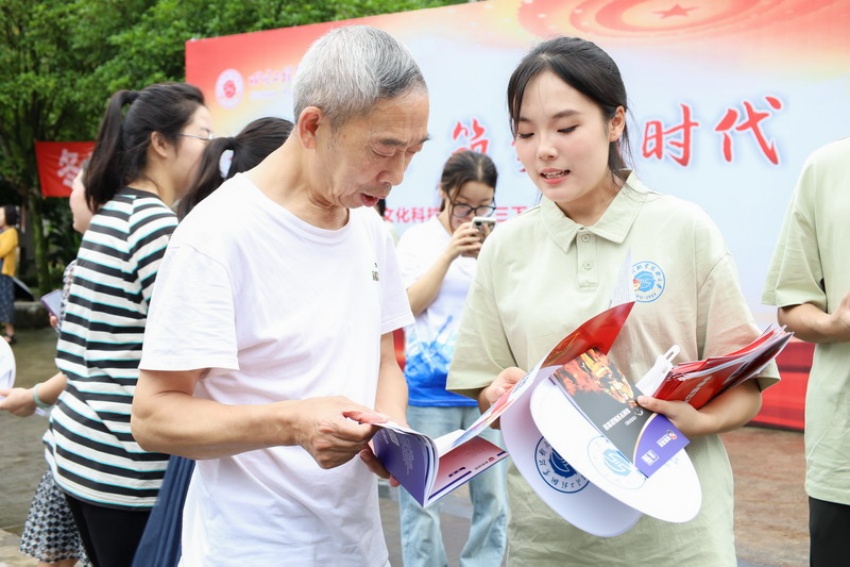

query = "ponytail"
[
  {"left": 178, "top": 117, "right": 293, "bottom": 220},
  {"left": 84, "top": 83, "right": 205, "bottom": 211},
  {"left": 178, "top": 137, "right": 233, "bottom": 220}
]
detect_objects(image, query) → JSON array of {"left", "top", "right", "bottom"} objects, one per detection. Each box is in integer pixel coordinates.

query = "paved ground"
[{"left": 1, "top": 326, "right": 808, "bottom": 566}]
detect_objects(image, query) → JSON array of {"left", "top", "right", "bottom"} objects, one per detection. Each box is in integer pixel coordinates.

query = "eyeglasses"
[
  {"left": 178, "top": 132, "right": 215, "bottom": 142},
  {"left": 450, "top": 201, "right": 496, "bottom": 218}
]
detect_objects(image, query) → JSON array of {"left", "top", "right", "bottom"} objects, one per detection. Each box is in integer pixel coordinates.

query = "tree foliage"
[{"left": 0, "top": 0, "right": 465, "bottom": 295}]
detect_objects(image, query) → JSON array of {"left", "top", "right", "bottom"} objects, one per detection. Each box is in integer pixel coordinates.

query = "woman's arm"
[
  {"left": 405, "top": 221, "right": 483, "bottom": 315},
  {"left": 636, "top": 379, "right": 762, "bottom": 438},
  {"left": 0, "top": 371, "right": 67, "bottom": 417},
  {"left": 778, "top": 292, "right": 850, "bottom": 343}
]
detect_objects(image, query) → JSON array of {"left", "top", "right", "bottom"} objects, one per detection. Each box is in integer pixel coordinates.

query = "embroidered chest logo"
[
  {"left": 535, "top": 437, "right": 589, "bottom": 494},
  {"left": 372, "top": 262, "right": 380, "bottom": 282},
  {"left": 632, "top": 261, "right": 665, "bottom": 303}
]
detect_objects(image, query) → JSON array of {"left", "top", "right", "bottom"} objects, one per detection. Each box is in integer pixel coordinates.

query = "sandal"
[{"left": 2, "top": 333, "right": 16, "bottom": 345}]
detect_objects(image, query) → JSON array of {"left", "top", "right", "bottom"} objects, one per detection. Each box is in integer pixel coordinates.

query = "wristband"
[{"left": 32, "top": 384, "right": 52, "bottom": 411}]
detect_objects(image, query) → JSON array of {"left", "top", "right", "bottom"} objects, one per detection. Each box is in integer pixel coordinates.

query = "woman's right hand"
[
  {"left": 477, "top": 367, "right": 526, "bottom": 429},
  {"left": 448, "top": 220, "right": 485, "bottom": 260}
]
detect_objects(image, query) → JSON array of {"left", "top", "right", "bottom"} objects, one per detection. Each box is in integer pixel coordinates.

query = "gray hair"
[{"left": 292, "top": 25, "right": 427, "bottom": 128}]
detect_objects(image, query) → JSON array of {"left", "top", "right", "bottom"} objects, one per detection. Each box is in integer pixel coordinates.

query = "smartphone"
[
  {"left": 472, "top": 216, "right": 496, "bottom": 241},
  {"left": 40, "top": 289, "right": 63, "bottom": 319}
]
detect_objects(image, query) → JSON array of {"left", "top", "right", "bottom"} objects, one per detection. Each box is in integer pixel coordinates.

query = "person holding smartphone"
[{"left": 394, "top": 150, "right": 507, "bottom": 567}]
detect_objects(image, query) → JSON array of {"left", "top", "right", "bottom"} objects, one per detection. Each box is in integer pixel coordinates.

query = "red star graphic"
[{"left": 655, "top": 4, "right": 698, "bottom": 19}]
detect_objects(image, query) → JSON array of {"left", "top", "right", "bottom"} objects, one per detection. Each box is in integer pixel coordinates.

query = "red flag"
[{"left": 34, "top": 141, "right": 94, "bottom": 197}]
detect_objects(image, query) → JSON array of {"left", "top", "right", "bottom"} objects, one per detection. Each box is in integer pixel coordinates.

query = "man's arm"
[
  {"left": 373, "top": 331, "right": 408, "bottom": 423},
  {"left": 131, "top": 369, "right": 380, "bottom": 469},
  {"left": 778, "top": 291, "right": 850, "bottom": 344}
]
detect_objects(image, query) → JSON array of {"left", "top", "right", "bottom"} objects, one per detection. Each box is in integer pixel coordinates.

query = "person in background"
[
  {"left": 0, "top": 204, "right": 20, "bottom": 345},
  {"left": 447, "top": 36, "right": 778, "bottom": 566},
  {"left": 0, "top": 169, "right": 93, "bottom": 567},
  {"left": 762, "top": 137, "right": 850, "bottom": 567},
  {"left": 374, "top": 198, "right": 400, "bottom": 245},
  {"left": 43, "top": 82, "right": 211, "bottom": 566},
  {"left": 132, "top": 115, "right": 294, "bottom": 567},
  {"left": 395, "top": 149, "right": 507, "bottom": 567},
  {"left": 131, "top": 26, "right": 428, "bottom": 565},
  {"left": 178, "top": 116, "right": 294, "bottom": 220}
]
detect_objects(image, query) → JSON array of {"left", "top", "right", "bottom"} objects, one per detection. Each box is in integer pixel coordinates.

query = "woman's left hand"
[
  {"left": 634, "top": 395, "right": 708, "bottom": 438},
  {"left": 0, "top": 387, "right": 37, "bottom": 417},
  {"left": 636, "top": 380, "right": 763, "bottom": 437}
]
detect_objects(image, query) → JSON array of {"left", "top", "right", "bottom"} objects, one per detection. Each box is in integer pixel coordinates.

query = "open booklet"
[
  {"left": 370, "top": 420, "right": 507, "bottom": 507},
  {"left": 446, "top": 253, "right": 688, "bottom": 479},
  {"left": 370, "top": 252, "right": 680, "bottom": 511}
]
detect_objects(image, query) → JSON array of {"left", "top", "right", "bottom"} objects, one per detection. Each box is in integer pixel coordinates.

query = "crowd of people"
[{"left": 0, "top": 21, "right": 845, "bottom": 567}]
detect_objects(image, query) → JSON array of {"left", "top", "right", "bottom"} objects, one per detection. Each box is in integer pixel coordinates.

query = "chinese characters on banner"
[
  {"left": 642, "top": 96, "right": 784, "bottom": 167},
  {"left": 383, "top": 205, "right": 530, "bottom": 225},
  {"left": 34, "top": 141, "right": 94, "bottom": 197}
]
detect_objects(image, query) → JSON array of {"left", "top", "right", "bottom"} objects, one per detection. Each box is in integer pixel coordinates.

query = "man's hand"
[{"left": 290, "top": 397, "right": 383, "bottom": 469}]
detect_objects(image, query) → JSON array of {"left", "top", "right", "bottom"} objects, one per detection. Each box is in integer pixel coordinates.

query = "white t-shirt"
[
  {"left": 395, "top": 216, "right": 478, "bottom": 406},
  {"left": 140, "top": 174, "right": 412, "bottom": 566}
]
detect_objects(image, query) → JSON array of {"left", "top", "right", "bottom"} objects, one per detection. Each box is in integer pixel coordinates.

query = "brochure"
[
  {"left": 635, "top": 325, "right": 792, "bottom": 409},
  {"left": 495, "top": 301, "right": 700, "bottom": 533},
  {"left": 547, "top": 346, "right": 689, "bottom": 477},
  {"left": 370, "top": 419, "right": 508, "bottom": 507}
]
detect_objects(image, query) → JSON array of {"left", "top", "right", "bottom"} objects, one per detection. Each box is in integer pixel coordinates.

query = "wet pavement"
[{"left": 1, "top": 325, "right": 808, "bottom": 566}]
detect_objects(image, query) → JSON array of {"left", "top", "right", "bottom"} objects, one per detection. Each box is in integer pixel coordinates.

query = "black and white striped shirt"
[{"left": 47, "top": 187, "right": 177, "bottom": 509}]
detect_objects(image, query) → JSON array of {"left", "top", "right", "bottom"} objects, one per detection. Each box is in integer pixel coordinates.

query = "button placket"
[{"left": 576, "top": 230, "right": 598, "bottom": 288}]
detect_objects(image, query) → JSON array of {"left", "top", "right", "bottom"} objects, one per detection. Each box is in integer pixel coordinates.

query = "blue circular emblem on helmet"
[
  {"left": 535, "top": 437, "right": 589, "bottom": 494},
  {"left": 632, "top": 261, "right": 665, "bottom": 303}
]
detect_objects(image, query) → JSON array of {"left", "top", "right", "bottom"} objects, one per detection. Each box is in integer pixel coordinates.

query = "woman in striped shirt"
[{"left": 44, "top": 82, "right": 212, "bottom": 567}]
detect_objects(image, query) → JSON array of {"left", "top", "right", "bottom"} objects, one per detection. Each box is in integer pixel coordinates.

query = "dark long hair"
[
  {"left": 1, "top": 205, "right": 18, "bottom": 227},
  {"left": 178, "top": 117, "right": 294, "bottom": 220},
  {"left": 507, "top": 36, "right": 632, "bottom": 172},
  {"left": 83, "top": 82, "right": 206, "bottom": 211},
  {"left": 438, "top": 150, "right": 498, "bottom": 210}
]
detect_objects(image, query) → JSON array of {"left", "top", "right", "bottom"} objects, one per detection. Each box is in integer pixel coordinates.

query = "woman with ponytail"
[
  {"left": 178, "top": 117, "right": 293, "bottom": 220},
  {"left": 44, "top": 82, "right": 211, "bottom": 566}
]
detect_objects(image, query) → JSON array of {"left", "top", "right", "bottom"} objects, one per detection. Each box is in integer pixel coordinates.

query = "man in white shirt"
[{"left": 131, "top": 26, "right": 430, "bottom": 566}]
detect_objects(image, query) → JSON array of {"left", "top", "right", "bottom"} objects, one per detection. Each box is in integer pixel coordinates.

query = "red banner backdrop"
[{"left": 34, "top": 141, "right": 93, "bottom": 197}]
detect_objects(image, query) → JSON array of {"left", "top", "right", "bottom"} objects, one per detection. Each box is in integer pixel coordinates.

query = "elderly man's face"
[{"left": 317, "top": 90, "right": 429, "bottom": 209}]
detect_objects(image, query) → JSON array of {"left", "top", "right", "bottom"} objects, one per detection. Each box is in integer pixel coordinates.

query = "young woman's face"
[
  {"left": 0, "top": 208, "right": 6, "bottom": 228},
  {"left": 444, "top": 180, "right": 495, "bottom": 233},
  {"left": 171, "top": 105, "right": 215, "bottom": 198},
  {"left": 513, "top": 70, "right": 624, "bottom": 223}
]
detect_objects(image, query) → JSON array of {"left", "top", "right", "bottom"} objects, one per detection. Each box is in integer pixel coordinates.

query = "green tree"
[
  {"left": 0, "top": 0, "right": 464, "bottom": 296},
  {"left": 0, "top": 0, "right": 157, "bottom": 295}
]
